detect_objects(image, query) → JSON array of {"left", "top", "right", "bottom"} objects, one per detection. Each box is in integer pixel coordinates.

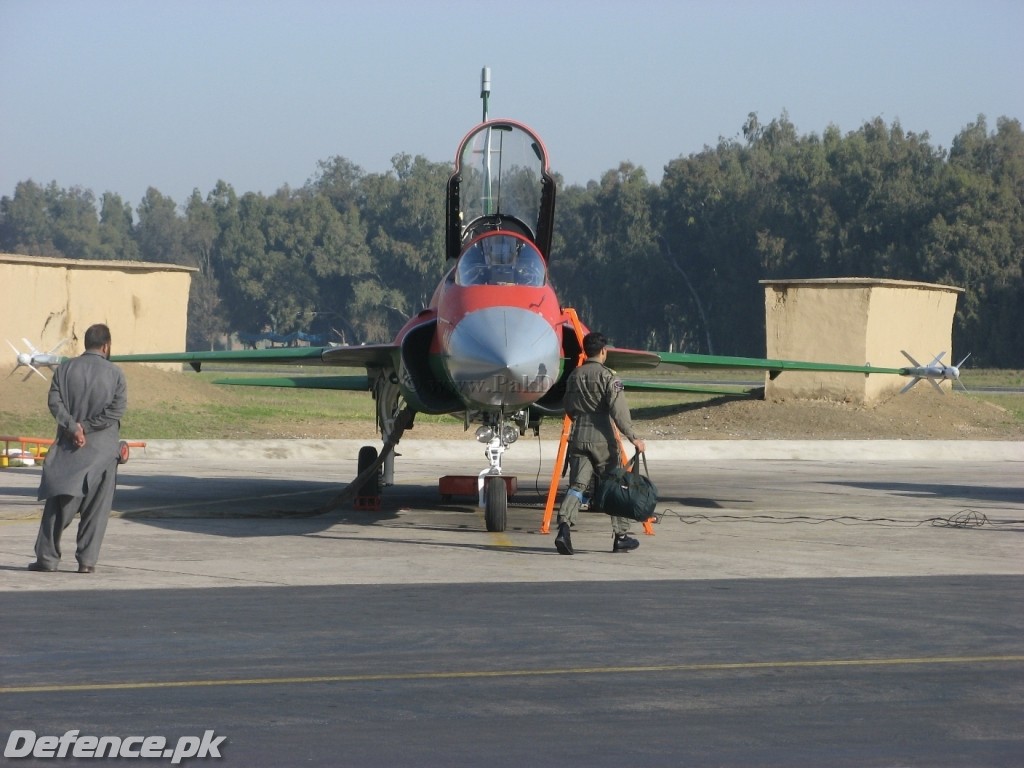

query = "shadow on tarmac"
[
  {"left": 832, "top": 480, "right": 1024, "bottom": 505},
  {"left": 112, "top": 475, "right": 558, "bottom": 539}
]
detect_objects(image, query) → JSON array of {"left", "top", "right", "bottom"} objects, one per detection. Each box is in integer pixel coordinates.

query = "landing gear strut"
[{"left": 474, "top": 411, "right": 526, "bottom": 532}]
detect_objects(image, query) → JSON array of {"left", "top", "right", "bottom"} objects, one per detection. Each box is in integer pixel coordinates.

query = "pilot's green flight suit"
[{"left": 556, "top": 358, "right": 639, "bottom": 535}]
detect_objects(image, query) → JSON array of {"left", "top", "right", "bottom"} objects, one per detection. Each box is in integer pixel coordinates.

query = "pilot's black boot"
[
  {"left": 555, "top": 522, "right": 574, "bottom": 555},
  {"left": 612, "top": 533, "right": 639, "bottom": 553}
]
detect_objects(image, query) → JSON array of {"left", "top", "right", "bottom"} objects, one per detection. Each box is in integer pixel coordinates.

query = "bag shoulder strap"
[{"left": 629, "top": 450, "right": 650, "bottom": 477}]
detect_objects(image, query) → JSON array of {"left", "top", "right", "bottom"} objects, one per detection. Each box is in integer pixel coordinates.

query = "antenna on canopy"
[
  {"left": 480, "top": 66, "right": 494, "bottom": 214},
  {"left": 480, "top": 66, "right": 491, "bottom": 122}
]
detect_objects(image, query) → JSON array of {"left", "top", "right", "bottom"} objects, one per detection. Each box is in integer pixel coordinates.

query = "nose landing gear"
[
  {"left": 436, "top": 413, "right": 523, "bottom": 532},
  {"left": 476, "top": 414, "right": 524, "bottom": 532}
]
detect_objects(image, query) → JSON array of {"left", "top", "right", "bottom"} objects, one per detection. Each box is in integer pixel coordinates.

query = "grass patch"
[{"left": 2, "top": 365, "right": 1022, "bottom": 441}]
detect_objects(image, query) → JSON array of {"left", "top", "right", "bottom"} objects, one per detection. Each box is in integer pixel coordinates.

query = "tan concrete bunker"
[
  {"left": 1, "top": 254, "right": 194, "bottom": 367},
  {"left": 761, "top": 278, "right": 964, "bottom": 404}
]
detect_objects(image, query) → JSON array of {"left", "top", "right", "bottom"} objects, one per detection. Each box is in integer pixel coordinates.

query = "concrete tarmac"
[
  {"left": 1, "top": 439, "right": 1022, "bottom": 589},
  {"left": 1, "top": 439, "right": 1022, "bottom": 767}
]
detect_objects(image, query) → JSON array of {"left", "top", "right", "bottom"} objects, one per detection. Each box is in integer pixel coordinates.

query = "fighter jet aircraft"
[{"left": 106, "top": 117, "right": 670, "bottom": 531}]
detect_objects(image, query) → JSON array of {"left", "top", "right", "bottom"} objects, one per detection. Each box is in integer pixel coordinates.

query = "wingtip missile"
[
  {"left": 7, "top": 338, "right": 68, "bottom": 380},
  {"left": 898, "top": 350, "right": 970, "bottom": 394}
]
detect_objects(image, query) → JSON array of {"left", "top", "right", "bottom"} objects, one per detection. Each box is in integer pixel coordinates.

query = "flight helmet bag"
[{"left": 594, "top": 451, "right": 658, "bottom": 521}]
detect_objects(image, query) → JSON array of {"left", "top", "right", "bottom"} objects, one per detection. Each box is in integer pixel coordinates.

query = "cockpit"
[{"left": 456, "top": 234, "right": 546, "bottom": 287}]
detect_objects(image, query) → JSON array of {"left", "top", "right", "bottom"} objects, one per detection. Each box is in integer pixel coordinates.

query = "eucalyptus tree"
[
  {"left": 0, "top": 180, "right": 57, "bottom": 255},
  {"left": 659, "top": 125, "right": 766, "bottom": 356},
  {"left": 922, "top": 116, "right": 1024, "bottom": 365},
  {"left": 98, "top": 192, "right": 139, "bottom": 261},
  {"left": 46, "top": 184, "right": 102, "bottom": 261},
  {"left": 183, "top": 190, "right": 224, "bottom": 349},
  {"left": 355, "top": 153, "right": 450, "bottom": 338},
  {"left": 820, "top": 118, "right": 944, "bottom": 279},
  {"left": 547, "top": 179, "right": 593, "bottom": 319},
  {"left": 209, "top": 187, "right": 271, "bottom": 333},
  {"left": 136, "top": 188, "right": 186, "bottom": 265},
  {"left": 2, "top": 182, "right": 136, "bottom": 261},
  {"left": 283, "top": 187, "right": 375, "bottom": 343}
]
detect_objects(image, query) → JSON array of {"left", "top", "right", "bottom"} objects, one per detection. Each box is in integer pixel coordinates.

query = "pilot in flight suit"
[{"left": 554, "top": 332, "right": 646, "bottom": 555}]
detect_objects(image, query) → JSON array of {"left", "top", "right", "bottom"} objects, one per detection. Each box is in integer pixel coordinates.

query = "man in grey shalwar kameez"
[{"left": 29, "top": 324, "right": 127, "bottom": 574}]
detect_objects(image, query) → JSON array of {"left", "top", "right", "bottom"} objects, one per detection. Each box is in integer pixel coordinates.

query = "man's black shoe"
[
  {"left": 78, "top": 564, "right": 95, "bottom": 574},
  {"left": 612, "top": 533, "right": 639, "bottom": 553},
  {"left": 555, "top": 522, "right": 574, "bottom": 555},
  {"left": 27, "top": 561, "right": 57, "bottom": 572}
]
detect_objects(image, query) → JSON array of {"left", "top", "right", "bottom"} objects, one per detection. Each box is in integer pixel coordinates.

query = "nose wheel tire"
[{"left": 484, "top": 477, "right": 508, "bottom": 532}]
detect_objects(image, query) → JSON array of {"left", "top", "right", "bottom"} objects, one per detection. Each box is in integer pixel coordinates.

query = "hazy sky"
[{"left": 2, "top": 0, "right": 1021, "bottom": 208}]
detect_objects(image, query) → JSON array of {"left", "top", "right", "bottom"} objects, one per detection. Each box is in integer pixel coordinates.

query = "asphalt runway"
[{"left": 1, "top": 439, "right": 1022, "bottom": 766}]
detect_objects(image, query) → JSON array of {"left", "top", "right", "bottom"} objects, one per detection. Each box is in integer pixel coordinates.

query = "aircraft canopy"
[{"left": 446, "top": 120, "right": 556, "bottom": 261}]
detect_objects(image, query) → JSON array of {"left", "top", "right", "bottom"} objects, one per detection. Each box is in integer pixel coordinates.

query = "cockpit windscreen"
[{"left": 456, "top": 235, "right": 546, "bottom": 287}]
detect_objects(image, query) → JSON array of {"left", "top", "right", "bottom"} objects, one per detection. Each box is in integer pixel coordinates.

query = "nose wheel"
[
  {"left": 484, "top": 475, "right": 508, "bottom": 532},
  {"left": 477, "top": 426, "right": 514, "bottom": 532}
]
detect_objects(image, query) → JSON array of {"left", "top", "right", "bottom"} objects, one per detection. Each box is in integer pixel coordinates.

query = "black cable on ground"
[{"left": 651, "top": 508, "right": 1024, "bottom": 530}]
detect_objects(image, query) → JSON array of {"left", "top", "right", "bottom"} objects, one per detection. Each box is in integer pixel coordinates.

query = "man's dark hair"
[
  {"left": 582, "top": 332, "right": 608, "bottom": 358},
  {"left": 83, "top": 324, "right": 111, "bottom": 351}
]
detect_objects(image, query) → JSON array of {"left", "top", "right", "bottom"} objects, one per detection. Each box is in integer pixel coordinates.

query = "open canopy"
[{"left": 446, "top": 120, "right": 556, "bottom": 261}]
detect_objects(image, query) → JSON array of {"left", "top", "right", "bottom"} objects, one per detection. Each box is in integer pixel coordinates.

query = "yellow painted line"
[
  {"left": 3, "top": 655, "right": 1022, "bottom": 695},
  {"left": 488, "top": 530, "right": 515, "bottom": 547}
]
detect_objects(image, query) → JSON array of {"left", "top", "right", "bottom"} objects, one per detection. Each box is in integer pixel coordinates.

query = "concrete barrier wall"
[
  {"left": 1, "top": 254, "right": 193, "bottom": 369},
  {"left": 762, "top": 278, "right": 963, "bottom": 403}
]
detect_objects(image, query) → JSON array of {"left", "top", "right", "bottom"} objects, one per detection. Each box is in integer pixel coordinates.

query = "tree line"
[{"left": 1, "top": 113, "right": 1021, "bottom": 366}]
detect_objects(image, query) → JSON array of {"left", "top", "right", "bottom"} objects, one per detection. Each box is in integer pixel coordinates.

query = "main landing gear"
[{"left": 354, "top": 445, "right": 382, "bottom": 511}]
